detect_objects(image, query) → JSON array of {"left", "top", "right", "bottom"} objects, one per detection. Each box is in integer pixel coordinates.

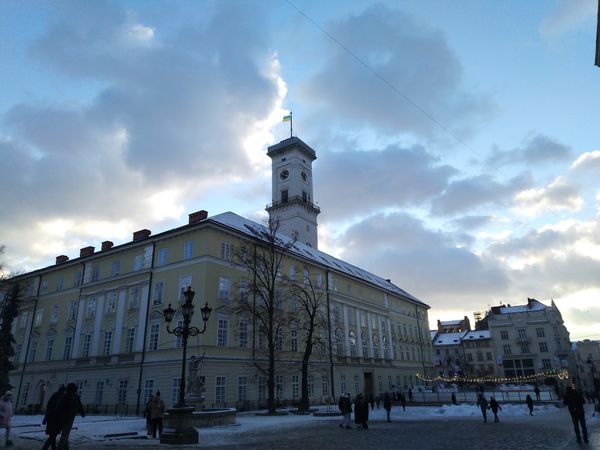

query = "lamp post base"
[{"left": 160, "top": 406, "right": 199, "bottom": 445}]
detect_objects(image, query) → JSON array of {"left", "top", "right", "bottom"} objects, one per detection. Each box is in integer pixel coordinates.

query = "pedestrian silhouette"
[
  {"left": 526, "top": 394, "right": 534, "bottom": 416},
  {"left": 563, "top": 386, "right": 588, "bottom": 444}
]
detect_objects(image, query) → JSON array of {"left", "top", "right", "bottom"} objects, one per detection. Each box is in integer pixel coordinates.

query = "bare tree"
[
  {"left": 234, "top": 219, "right": 297, "bottom": 414},
  {"left": 0, "top": 246, "right": 21, "bottom": 394},
  {"left": 286, "top": 271, "right": 328, "bottom": 412}
]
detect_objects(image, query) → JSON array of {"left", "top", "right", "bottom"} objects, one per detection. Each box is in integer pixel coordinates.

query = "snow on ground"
[{"left": 11, "top": 402, "right": 595, "bottom": 447}]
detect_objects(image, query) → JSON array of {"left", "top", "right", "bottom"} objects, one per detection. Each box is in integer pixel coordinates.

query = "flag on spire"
[{"left": 282, "top": 113, "right": 292, "bottom": 122}]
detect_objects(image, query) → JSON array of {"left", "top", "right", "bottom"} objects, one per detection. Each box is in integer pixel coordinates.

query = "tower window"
[
  {"left": 281, "top": 190, "right": 288, "bottom": 203},
  {"left": 302, "top": 191, "right": 307, "bottom": 202}
]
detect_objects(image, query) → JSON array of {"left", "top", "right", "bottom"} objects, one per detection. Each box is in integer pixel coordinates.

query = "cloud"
[
  {"left": 565, "top": 307, "right": 600, "bottom": 326},
  {"left": 301, "top": 4, "right": 494, "bottom": 140},
  {"left": 335, "top": 212, "right": 510, "bottom": 311},
  {"left": 513, "top": 176, "right": 582, "bottom": 218},
  {"left": 316, "top": 141, "right": 456, "bottom": 221},
  {"left": 487, "top": 134, "right": 573, "bottom": 167},
  {"left": 449, "top": 215, "right": 497, "bottom": 231},
  {"left": 539, "top": 0, "right": 597, "bottom": 38},
  {"left": 430, "top": 173, "right": 530, "bottom": 216},
  {"left": 571, "top": 150, "right": 600, "bottom": 173}
]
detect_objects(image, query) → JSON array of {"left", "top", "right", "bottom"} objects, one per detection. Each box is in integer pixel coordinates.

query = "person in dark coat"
[
  {"left": 149, "top": 390, "right": 165, "bottom": 439},
  {"left": 399, "top": 392, "right": 406, "bottom": 411},
  {"left": 408, "top": 388, "right": 413, "bottom": 402},
  {"left": 56, "top": 383, "right": 85, "bottom": 450},
  {"left": 526, "top": 394, "right": 534, "bottom": 416},
  {"left": 563, "top": 386, "right": 588, "bottom": 444},
  {"left": 477, "top": 394, "right": 488, "bottom": 423},
  {"left": 354, "top": 393, "right": 369, "bottom": 429},
  {"left": 338, "top": 393, "right": 352, "bottom": 429},
  {"left": 534, "top": 383, "right": 541, "bottom": 401},
  {"left": 42, "top": 385, "right": 66, "bottom": 450},
  {"left": 488, "top": 396, "right": 501, "bottom": 422},
  {"left": 451, "top": 393, "right": 458, "bottom": 405},
  {"left": 383, "top": 392, "right": 392, "bottom": 422},
  {"left": 143, "top": 395, "right": 153, "bottom": 436}
]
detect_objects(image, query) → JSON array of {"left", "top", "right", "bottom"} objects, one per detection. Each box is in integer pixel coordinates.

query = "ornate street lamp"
[
  {"left": 163, "top": 286, "right": 212, "bottom": 407},
  {"left": 160, "top": 286, "right": 211, "bottom": 446}
]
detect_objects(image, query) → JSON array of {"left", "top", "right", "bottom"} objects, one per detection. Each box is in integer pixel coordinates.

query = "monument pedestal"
[{"left": 160, "top": 406, "right": 198, "bottom": 445}]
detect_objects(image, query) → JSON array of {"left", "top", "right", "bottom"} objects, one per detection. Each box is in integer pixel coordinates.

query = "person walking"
[
  {"left": 451, "top": 393, "right": 458, "bottom": 405},
  {"left": 526, "top": 394, "right": 534, "bottom": 416},
  {"left": 56, "top": 383, "right": 85, "bottom": 450},
  {"left": 383, "top": 392, "right": 392, "bottom": 423},
  {"left": 338, "top": 393, "right": 352, "bottom": 429},
  {"left": 534, "top": 384, "right": 541, "bottom": 401},
  {"left": 149, "top": 391, "right": 165, "bottom": 439},
  {"left": 143, "top": 395, "right": 153, "bottom": 436},
  {"left": 408, "top": 388, "right": 413, "bottom": 403},
  {"left": 354, "top": 393, "right": 369, "bottom": 429},
  {"left": 477, "top": 393, "right": 488, "bottom": 423},
  {"left": 0, "top": 391, "right": 14, "bottom": 447},
  {"left": 489, "top": 396, "right": 501, "bottom": 422},
  {"left": 563, "top": 386, "right": 588, "bottom": 444},
  {"left": 42, "top": 385, "right": 66, "bottom": 450},
  {"left": 399, "top": 392, "right": 406, "bottom": 411}
]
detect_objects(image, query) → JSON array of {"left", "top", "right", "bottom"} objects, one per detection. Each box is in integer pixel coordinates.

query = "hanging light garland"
[{"left": 416, "top": 368, "right": 570, "bottom": 385}]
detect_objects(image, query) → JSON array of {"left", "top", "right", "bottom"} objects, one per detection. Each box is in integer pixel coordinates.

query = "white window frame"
[
  {"left": 158, "top": 248, "right": 168, "bottom": 266},
  {"left": 218, "top": 276, "right": 231, "bottom": 301},
  {"left": 148, "top": 323, "right": 160, "bottom": 351},
  {"left": 179, "top": 275, "right": 192, "bottom": 300},
  {"left": 183, "top": 241, "right": 194, "bottom": 260}
]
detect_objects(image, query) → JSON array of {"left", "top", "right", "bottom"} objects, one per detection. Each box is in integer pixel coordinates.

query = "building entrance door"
[{"left": 363, "top": 372, "right": 373, "bottom": 400}]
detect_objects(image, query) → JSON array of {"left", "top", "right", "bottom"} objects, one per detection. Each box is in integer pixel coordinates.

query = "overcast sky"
[{"left": 1, "top": 0, "right": 599, "bottom": 340}]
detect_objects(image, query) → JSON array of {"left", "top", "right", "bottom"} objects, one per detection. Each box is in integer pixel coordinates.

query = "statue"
[{"left": 186, "top": 354, "right": 205, "bottom": 399}]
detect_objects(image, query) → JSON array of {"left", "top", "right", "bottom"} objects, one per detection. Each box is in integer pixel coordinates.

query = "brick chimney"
[
  {"left": 133, "top": 229, "right": 151, "bottom": 241},
  {"left": 56, "top": 255, "right": 69, "bottom": 265},
  {"left": 189, "top": 210, "right": 208, "bottom": 224},
  {"left": 80, "top": 246, "right": 95, "bottom": 257},
  {"left": 101, "top": 241, "right": 114, "bottom": 251}
]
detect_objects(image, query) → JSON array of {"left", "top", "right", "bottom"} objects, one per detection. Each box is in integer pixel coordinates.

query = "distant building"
[
  {"left": 437, "top": 316, "right": 471, "bottom": 333},
  {"left": 571, "top": 339, "right": 600, "bottom": 396}
]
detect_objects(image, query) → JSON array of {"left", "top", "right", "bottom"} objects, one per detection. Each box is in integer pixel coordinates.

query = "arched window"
[
  {"left": 361, "top": 332, "right": 369, "bottom": 358},
  {"left": 335, "top": 328, "right": 344, "bottom": 356},
  {"left": 349, "top": 330, "right": 358, "bottom": 357},
  {"left": 383, "top": 336, "right": 389, "bottom": 359},
  {"left": 373, "top": 334, "right": 380, "bottom": 359}
]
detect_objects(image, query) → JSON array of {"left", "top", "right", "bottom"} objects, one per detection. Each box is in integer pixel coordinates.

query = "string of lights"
[{"left": 416, "top": 369, "right": 570, "bottom": 385}]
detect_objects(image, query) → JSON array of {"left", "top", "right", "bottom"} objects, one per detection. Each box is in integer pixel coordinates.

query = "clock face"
[
  {"left": 301, "top": 171, "right": 307, "bottom": 182},
  {"left": 280, "top": 169, "right": 289, "bottom": 180}
]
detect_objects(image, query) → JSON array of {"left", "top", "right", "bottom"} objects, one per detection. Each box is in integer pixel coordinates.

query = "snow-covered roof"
[
  {"left": 463, "top": 330, "right": 491, "bottom": 340},
  {"left": 439, "top": 319, "right": 462, "bottom": 326},
  {"left": 432, "top": 331, "right": 467, "bottom": 346},
  {"left": 430, "top": 330, "right": 438, "bottom": 340},
  {"left": 496, "top": 298, "right": 547, "bottom": 315},
  {"left": 209, "top": 212, "right": 428, "bottom": 307}
]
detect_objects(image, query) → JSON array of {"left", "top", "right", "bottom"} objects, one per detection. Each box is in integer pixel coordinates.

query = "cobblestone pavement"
[{"left": 8, "top": 408, "right": 600, "bottom": 450}]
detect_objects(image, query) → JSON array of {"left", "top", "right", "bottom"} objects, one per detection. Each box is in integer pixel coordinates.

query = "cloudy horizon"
[{"left": 1, "top": 0, "right": 599, "bottom": 340}]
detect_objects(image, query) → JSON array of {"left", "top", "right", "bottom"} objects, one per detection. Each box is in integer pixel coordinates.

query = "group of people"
[
  {"left": 476, "top": 394, "right": 502, "bottom": 423},
  {"left": 338, "top": 392, "right": 395, "bottom": 429},
  {"left": 143, "top": 391, "right": 166, "bottom": 439},
  {"left": 41, "top": 383, "right": 85, "bottom": 450}
]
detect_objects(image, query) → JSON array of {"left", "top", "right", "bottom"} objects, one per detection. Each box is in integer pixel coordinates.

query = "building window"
[
  {"left": 503, "top": 344, "right": 512, "bottom": 355},
  {"left": 68, "top": 301, "right": 78, "bottom": 321},
  {"left": 87, "top": 298, "right": 96, "bottom": 319},
  {"left": 322, "top": 375, "right": 329, "bottom": 397},
  {"left": 536, "top": 327, "right": 545, "bottom": 338},
  {"left": 340, "top": 375, "right": 347, "bottom": 394},
  {"left": 539, "top": 342, "right": 548, "bottom": 352},
  {"left": 148, "top": 323, "right": 160, "bottom": 351},
  {"left": 518, "top": 329, "right": 526, "bottom": 339},
  {"left": 500, "top": 330, "right": 509, "bottom": 340},
  {"left": 217, "top": 317, "right": 229, "bottom": 347},
  {"left": 171, "top": 377, "right": 181, "bottom": 408},
  {"left": 354, "top": 375, "right": 360, "bottom": 394},
  {"left": 92, "top": 266, "right": 100, "bottom": 282},
  {"left": 175, "top": 319, "right": 184, "bottom": 348},
  {"left": 316, "top": 274, "right": 323, "bottom": 288},
  {"left": 289, "top": 265, "right": 296, "bottom": 280},
  {"left": 49, "top": 304, "right": 59, "bottom": 324},
  {"left": 486, "top": 352, "right": 492, "bottom": 361},
  {"left": 377, "top": 375, "right": 383, "bottom": 393},
  {"left": 281, "top": 189, "right": 288, "bottom": 203},
  {"left": 128, "top": 287, "right": 139, "bottom": 309},
  {"left": 476, "top": 352, "right": 483, "bottom": 362},
  {"left": 349, "top": 331, "right": 358, "bottom": 357},
  {"left": 157, "top": 248, "right": 167, "bottom": 266},
  {"left": 45, "top": 338, "right": 54, "bottom": 361},
  {"left": 292, "top": 375, "right": 299, "bottom": 400},
  {"left": 133, "top": 255, "right": 142, "bottom": 271},
  {"left": 56, "top": 276, "right": 64, "bottom": 292},
  {"left": 276, "top": 375, "right": 284, "bottom": 400},
  {"left": 125, "top": 328, "right": 135, "bottom": 353},
  {"left": 82, "top": 334, "right": 91, "bottom": 358},
  {"left": 335, "top": 329, "right": 344, "bottom": 356},
  {"left": 111, "top": 260, "right": 120, "bottom": 277},
  {"left": 221, "top": 242, "right": 231, "bottom": 261},
  {"left": 373, "top": 335, "right": 380, "bottom": 359},
  {"left": 143, "top": 379, "right": 154, "bottom": 405},
  {"left": 106, "top": 291, "right": 117, "bottom": 314},
  {"left": 258, "top": 377, "right": 267, "bottom": 402},
  {"left": 73, "top": 271, "right": 82, "bottom": 287},
  {"left": 117, "top": 379, "right": 128, "bottom": 405},
  {"left": 59, "top": 335, "right": 71, "bottom": 360},
  {"left": 291, "top": 328, "right": 298, "bottom": 352},
  {"left": 237, "top": 376, "right": 247, "bottom": 402},
  {"left": 95, "top": 381, "right": 104, "bottom": 405},
  {"left": 13, "top": 344, "right": 22, "bottom": 365},
  {"left": 28, "top": 341, "right": 37, "bottom": 362},
  {"left": 542, "top": 358, "right": 552, "bottom": 369},
  {"left": 308, "top": 375, "right": 314, "bottom": 398},
  {"left": 183, "top": 241, "right": 194, "bottom": 260},
  {"left": 275, "top": 328, "right": 283, "bottom": 352},
  {"left": 153, "top": 281, "right": 165, "bottom": 306},
  {"left": 238, "top": 321, "right": 248, "bottom": 348},
  {"left": 103, "top": 331, "right": 113, "bottom": 356},
  {"left": 520, "top": 344, "right": 530, "bottom": 354},
  {"left": 34, "top": 309, "right": 43, "bottom": 327},
  {"left": 218, "top": 276, "right": 231, "bottom": 301},
  {"left": 361, "top": 333, "right": 369, "bottom": 358},
  {"left": 467, "top": 353, "right": 473, "bottom": 362},
  {"left": 179, "top": 275, "right": 192, "bottom": 300}
]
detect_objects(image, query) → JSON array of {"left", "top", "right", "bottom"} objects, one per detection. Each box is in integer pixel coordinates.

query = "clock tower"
[{"left": 266, "top": 137, "right": 320, "bottom": 248}]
